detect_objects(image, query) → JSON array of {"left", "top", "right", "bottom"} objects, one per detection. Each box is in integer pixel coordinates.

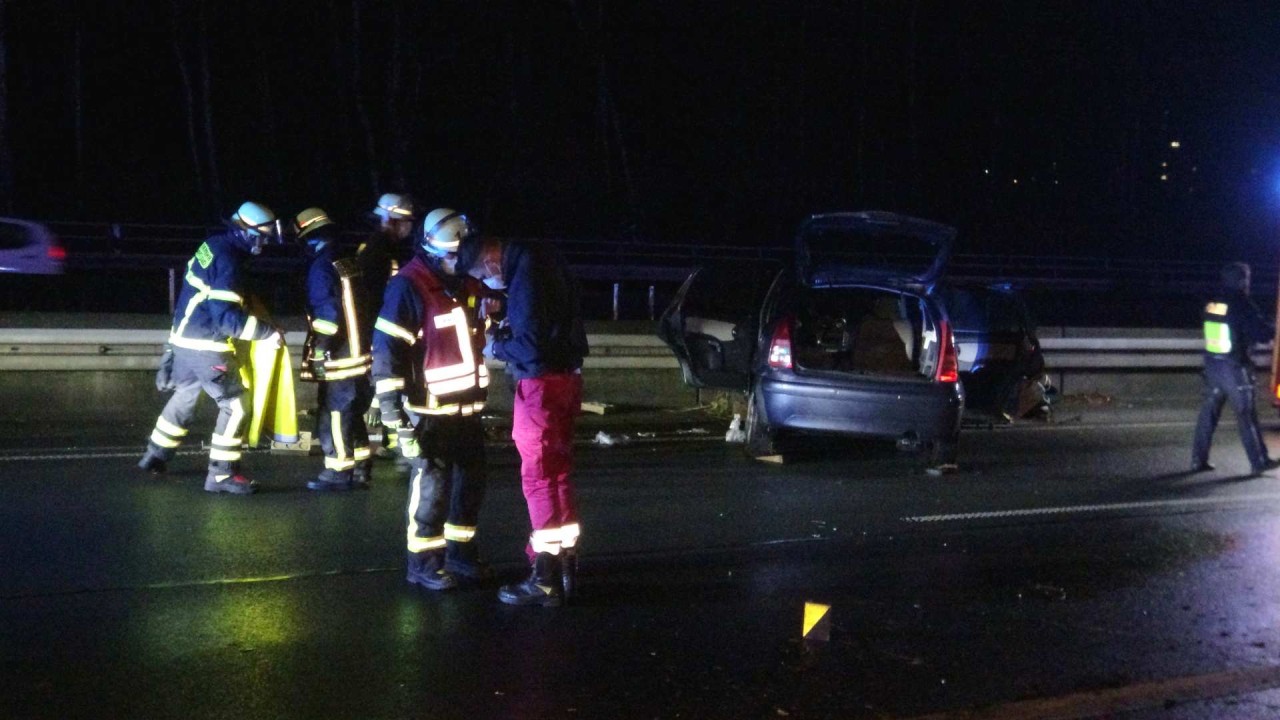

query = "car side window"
[{"left": 0, "top": 223, "right": 30, "bottom": 251}]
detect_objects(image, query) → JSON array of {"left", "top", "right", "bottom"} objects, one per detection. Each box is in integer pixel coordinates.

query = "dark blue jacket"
[
  {"left": 168, "top": 232, "right": 274, "bottom": 353},
  {"left": 305, "top": 240, "right": 358, "bottom": 356},
  {"left": 491, "top": 241, "right": 589, "bottom": 380}
]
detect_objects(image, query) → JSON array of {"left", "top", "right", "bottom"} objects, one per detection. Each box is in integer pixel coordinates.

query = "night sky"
[{"left": 5, "top": 1, "right": 1280, "bottom": 261}]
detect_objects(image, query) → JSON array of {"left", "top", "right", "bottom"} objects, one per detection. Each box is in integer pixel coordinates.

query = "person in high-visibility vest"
[
  {"left": 457, "top": 233, "right": 589, "bottom": 607},
  {"left": 1192, "top": 262, "right": 1276, "bottom": 475},
  {"left": 137, "top": 201, "right": 285, "bottom": 495},
  {"left": 372, "top": 208, "right": 494, "bottom": 590},
  {"left": 294, "top": 207, "right": 374, "bottom": 491}
]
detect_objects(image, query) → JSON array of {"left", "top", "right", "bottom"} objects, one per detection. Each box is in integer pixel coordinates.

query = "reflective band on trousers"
[
  {"left": 1205, "top": 321, "right": 1232, "bottom": 354},
  {"left": 444, "top": 523, "right": 476, "bottom": 541}
]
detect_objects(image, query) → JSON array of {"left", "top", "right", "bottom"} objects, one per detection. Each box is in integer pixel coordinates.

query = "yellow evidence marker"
[{"left": 803, "top": 602, "right": 831, "bottom": 642}]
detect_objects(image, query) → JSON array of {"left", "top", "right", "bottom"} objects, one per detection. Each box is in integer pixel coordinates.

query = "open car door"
[
  {"left": 658, "top": 260, "right": 782, "bottom": 390},
  {"left": 796, "top": 211, "right": 955, "bottom": 287}
]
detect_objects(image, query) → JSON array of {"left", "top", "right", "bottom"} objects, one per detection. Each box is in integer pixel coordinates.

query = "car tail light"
[
  {"left": 47, "top": 243, "right": 67, "bottom": 261},
  {"left": 936, "top": 320, "right": 959, "bottom": 383},
  {"left": 767, "top": 316, "right": 793, "bottom": 369}
]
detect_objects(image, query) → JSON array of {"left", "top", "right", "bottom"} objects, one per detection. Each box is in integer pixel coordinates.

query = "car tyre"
[{"left": 744, "top": 387, "right": 778, "bottom": 459}]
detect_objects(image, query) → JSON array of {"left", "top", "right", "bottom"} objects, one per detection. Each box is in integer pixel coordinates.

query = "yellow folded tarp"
[{"left": 238, "top": 339, "right": 300, "bottom": 446}]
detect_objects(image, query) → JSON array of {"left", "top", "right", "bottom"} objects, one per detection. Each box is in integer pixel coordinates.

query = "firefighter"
[
  {"left": 360, "top": 193, "right": 418, "bottom": 459},
  {"left": 137, "top": 201, "right": 285, "bottom": 494},
  {"left": 456, "top": 233, "right": 589, "bottom": 607},
  {"left": 1192, "top": 262, "right": 1276, "bottom": 475},
  {"left": 294, "top": 207, "right": 374, "bottom": 491},
  {"left": 372, "top": 207, "right": 492, "bottom": 590}
]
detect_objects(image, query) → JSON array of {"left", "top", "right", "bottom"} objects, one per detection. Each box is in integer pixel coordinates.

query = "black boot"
[
  {"left": 137, "top": 448, "right": 168, "bottom": 474},
  {"left": 498, "top": 552, "right": 563, "bottom": 607},
  {"left": 445, "top": 540, "right": 492, "bottom": 581},
  {"left": 561, "top": 547, "right": 579, "bottom": 601},
  {"left": 406, "top": 551, "right": 457, "bottom": 591}
]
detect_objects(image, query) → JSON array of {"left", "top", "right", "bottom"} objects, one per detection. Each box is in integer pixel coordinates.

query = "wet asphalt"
[{"left": 6, "top": 398, "right": 1280, "bottom": 718}]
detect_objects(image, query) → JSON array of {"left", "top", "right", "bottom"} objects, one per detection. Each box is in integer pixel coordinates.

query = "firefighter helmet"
[
  {"left": 420, "top": 208, "right": 474, "bottom": 257},
  {"left": 294, "top": 207, "right": 335, "bottom": 240},
  {"left": 230, "top": 201, "right": 278, "bottom": 255},
  {"left": 373, "top": 193, "right": 417, "bottom": 221}
]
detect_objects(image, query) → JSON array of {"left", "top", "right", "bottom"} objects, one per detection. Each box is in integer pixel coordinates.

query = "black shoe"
[
  {"left": 306, "top": 470, "right": 355, "bottom": 492},
  {"left": 204, "top": 472, "right": 257, "bottom": 495},
  {"left": 137, "top": 452, "right": 167, "bottom": 474},
  {"left": 406, "top": 551, "right": 457, "bottom": 591},
  {"left": 561, "top": 548, "right": 579, "bottom": 601},
  {"left": 1190, "top": 461, "right": 1215, "bottom": 473},
  {"left": 498, "top": 553, "right": 563, "bottom": 607},
  {"left": 351, "top": 466, "right": 372, "bottom": 490}
]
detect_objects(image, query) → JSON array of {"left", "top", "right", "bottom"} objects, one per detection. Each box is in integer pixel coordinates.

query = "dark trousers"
[
  {"left": 145, "top": 348, "right": 246, "bottom": 475},
  {"left": 315, "top": 376, "right": 373, "bottom": 479},
  {"left": 1193, "top": 357, "right": 1271, "bottom": 471},
  {"left": 405, "top": 413, "right": 488, "bottom": 555}
]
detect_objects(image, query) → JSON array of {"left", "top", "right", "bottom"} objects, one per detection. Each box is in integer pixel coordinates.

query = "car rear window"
[
  {"left": 791, "top": 288, "right": 930, "bottom": 377},
  {"left": 0, "top": 222, "right": 31, "bottom": 251}
]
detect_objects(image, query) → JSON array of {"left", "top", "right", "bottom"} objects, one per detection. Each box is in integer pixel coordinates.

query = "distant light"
[
  {"left": 1170, "top": 141, "right": 1181, "bottom": 149},
  {"left": 983, "top": 169, "right": 990, "bottom": 175},
  {"left": 1161, "top": 161, "right": 1168, "bottom": 168},
  {"left": 1012, "top": 178, "right": 1019, "bottom": 185},
  {"left": 1160, "top": 174, "right": 1169, "bottom": 181}
]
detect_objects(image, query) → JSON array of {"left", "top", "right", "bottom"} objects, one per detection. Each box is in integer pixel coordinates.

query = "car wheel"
[
  {"left": 744, "top": 387, "right": 778, "bottom": 459},
  {"left": 927, "top": 434, "right": 959, "bottom": 466}
]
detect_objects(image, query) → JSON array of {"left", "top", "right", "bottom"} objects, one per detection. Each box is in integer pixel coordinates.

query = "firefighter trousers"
[
  {"left": 315, "top": 375, "right": 373, "bottom": 479},
  {"left": 144, "top": 348, "right": 247, "bottom": 475},
  {"left": 405, "top": 413, "right": 488, "bottom": 555},
  {"left": 512, "top": 372, "right": 583, "bottom": 561},
  {"left": 1193, "top": 357, "right": 1271, "bottom": 472}
]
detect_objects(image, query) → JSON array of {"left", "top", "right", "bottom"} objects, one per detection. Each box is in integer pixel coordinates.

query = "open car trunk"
[{"left": 790, "top": 287, "right": 941, "bottom": 381}]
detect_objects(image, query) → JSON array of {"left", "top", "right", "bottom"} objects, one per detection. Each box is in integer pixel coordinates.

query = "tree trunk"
[
  {"left": 197, "top": 0, "right": 222, "bottom": 213},
  {"left": 170, "top": 0, "right": 208, "bottom": 220},
  {"left": 350, "top": 0, "right": 379, "bottom": 194},
  {"left": 0, "top": 0, "right": 14, "bottom": 214}
]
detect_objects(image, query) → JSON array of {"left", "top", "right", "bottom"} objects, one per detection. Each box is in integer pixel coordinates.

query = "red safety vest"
[{"left": 399, "top": 258, "right": 490, "bottom": 415}]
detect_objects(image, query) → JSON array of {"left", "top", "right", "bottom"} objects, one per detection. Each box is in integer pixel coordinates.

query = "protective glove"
[
  {"left": 397, "top": 427, "right": 421, "bottom": 459},
  {"left": 482, "top": 331, "right": 497, "bottom": 360}
]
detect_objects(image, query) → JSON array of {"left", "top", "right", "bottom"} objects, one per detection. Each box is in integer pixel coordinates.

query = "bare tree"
[{"left": 0, "top": 0, "right": 13, "bottom": 214}]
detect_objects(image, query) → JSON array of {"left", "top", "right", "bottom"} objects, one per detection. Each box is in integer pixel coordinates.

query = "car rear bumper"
[{"left": 761, "top": 376, "right": 962, "bottom": 442}]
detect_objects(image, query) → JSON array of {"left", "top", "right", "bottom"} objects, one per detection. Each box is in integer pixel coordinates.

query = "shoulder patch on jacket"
[{"left": 195, "top": 242, "right": 214, "bottom": 269}]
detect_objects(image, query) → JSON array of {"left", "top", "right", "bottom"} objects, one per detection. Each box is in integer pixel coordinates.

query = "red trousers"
[{"left": 511, "top": 372, "right": 582, "bottom": 560}]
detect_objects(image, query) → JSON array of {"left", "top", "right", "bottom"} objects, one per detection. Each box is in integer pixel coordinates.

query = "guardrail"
[{"left": 0, "top": 327, "right": 1266, "bottom": 374}]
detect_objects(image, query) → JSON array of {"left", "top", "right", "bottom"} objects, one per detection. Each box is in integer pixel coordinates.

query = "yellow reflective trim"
[
  {"left": 168, "top": 334, "right": 234, "bottom": 353},
  {"left": 209, "top": 448, "right": 242, "bottom": 461},
  {"left": 156, "top": 417, "right": 188, "bottom": 437},
  {"left": 353, "top": 447, "right": 371, "bottom": 461},
  {"left": 211, "top": 432, "right": 242, "bottom": 447},
  {"left": 444, "top": 523, "right": 476, "bottom": 541},
  {"left": 226, "top": 397, "right": 246, "bottom": 439},
  {"left": 331, "top": 411, "right": 347, "bottom": 460},
  {"left": 1205, "top": 321, "right": 1233, "bottom": 354},
  {"left": 376, "top": 378, "right": 405, "bottom": 394},
  {"left": 560, "top": 523, "right": 581, "bottom": 548},
  {"left": 375, "top": 317, "right": 416, "bottom": 344},
  {"left": 324, "top": 457, "right": 357, "bottom": 471},
  {"left": 1206, "top": 302, "right": 1228, "bottom": 316},
  {"left": 340, "top": 276, "right": 362, "bottom": 356},
  {"left": 529, "top": 528, "right": 563, "bottom": 555},
  {"left": 322, "top": 366, "right": 370, "bottom": 380},
  {"left": 428, "top": 374, "right": 478, "bottom": 396},
  {"left": 407, "top": 535, "right": 447, "bottom": 552},
  {"left": 325, "top": 355, "right": 371, "bottom": 369},
  {"left": 312, "top": 318, "right": 339, "bottom": 335},
  {"left": 150, "top": 430, "right": 181, "bottom": 448},
  {"left": 237, "top": 316, "right": 259, "bottom": 341}
]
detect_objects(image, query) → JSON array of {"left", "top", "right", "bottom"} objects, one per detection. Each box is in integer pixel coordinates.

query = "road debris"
[
  {"left": 580, "top": 401, "right": 612, "bottom": 415},
  {"left": 593, "top": 431, "right": 630, "bottom": 446},
  {"left": 724, "top": 413, "right": 746, "bottom": 443}
]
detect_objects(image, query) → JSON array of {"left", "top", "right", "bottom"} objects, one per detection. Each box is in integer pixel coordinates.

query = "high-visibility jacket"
[
  {"left": 372, "top": 256, "right": 489, "bottom": 416},
  {"left": 301, "top": 241, "right": 371, "bottom": 381},
  {"left": 1202, "top": 291, "right": 1273, "bottom": 364},
  {"left": 168, "top": 233, "right": 275, "bottom": 353}
]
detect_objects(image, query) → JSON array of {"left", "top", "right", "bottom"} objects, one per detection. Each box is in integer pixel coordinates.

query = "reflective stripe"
[
  {"left": 211, "top": 432, "right": 241, "bottom": 447},
  {"left": 325, "top": 355, "right": 370, "bottom": 369},
  {"left": 312, "top": 318, "right": 339, "bottom": 335},
  {"left": 353, "top": 447, "right": 371, "bottom": 461},
  {"left": 156, "top": 417, "right": 188, "bottom": 437},
  {"left": 530, "top": 528, "right": 563, "bottom": 555},
  {"left": 340, "top": 276, "right": 362, "bottom": 357},
  {"left": 150, "top": 430, "right": 181, "bottom": 448},
  {"left": 1206, "top": 302, "right": 1228, "bottom": 316},
  {"left": 406, "top": 399, "right": 486, "bottom": 416},
  {"left": 324, "top": 456, "right": 357, "bottom": 471},
  {"left": 168, "top": 334, "right": 233, "bottom": 353},
  {"left": 237, "top": 315, "right": 259, "bottom": 341},
  {"left": 375, "top": 317, "right": 417, "bottom": 344},
  {"left": 209, "top": 448, "right": 242, "bottom": 461},
  {"left": 428, "top": 374, "right": 478, "bottom": 395},
  {"left": 321, "top": 366, "right": 369, "bottom": 380},
  {"left": 1205, "top": 321, "right": 1233, "bottom": 354},
  {"left": 407, "top": 535, "right": 447, "bottom": 552},
  {"left": 407, "top": 466, "right": 427, "bottom": 551},
  {"left": 376, "top": 378, "right": 405, "bottom": 394},
  {"left": 226, "top": 398, "right": 247, "bottom": 440},
  {"left": 331, "top": 411, "right": 347, "bottom": 460},
  {"left": 444, "top": 523, "right": 476, "bottom": 541},
  {"left": 560, "top": 523, "right": 581, "bottom": 549}
]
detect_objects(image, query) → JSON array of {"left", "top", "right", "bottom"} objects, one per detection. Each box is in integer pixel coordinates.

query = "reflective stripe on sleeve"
[
  {"left": 168, "top": 334, "right": 234, "bottom": 353},
  {"left": 375, "top": 317, "right": 417, "bottom": 344},
  {"left": 312, "top": 318, "right": 339, "bottom": 335},
  {"left": 376, "top": 378, "right": 405, "bottom": 394},
  {"left": 237, "top": 316, "right": 260, "bottom": 341}
]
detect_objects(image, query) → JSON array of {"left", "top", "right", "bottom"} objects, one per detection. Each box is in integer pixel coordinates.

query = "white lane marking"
[
  {"left": 902, "top": 663, "right": 1280, "bottom": 720},
  {"left": 0, "top": 449, "right": 208, "bottom": 462},
  {"left": 902, "top": 492, "right": 1280, "bottom": 523}
]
